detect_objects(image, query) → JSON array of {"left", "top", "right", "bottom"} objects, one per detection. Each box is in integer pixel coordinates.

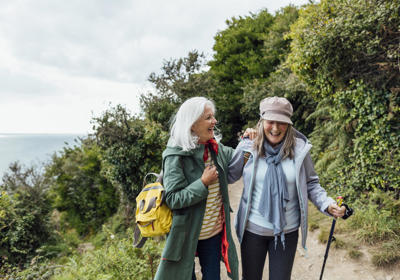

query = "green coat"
[{"left": 154, "top": 142, "right": 239, "bottom": 280}]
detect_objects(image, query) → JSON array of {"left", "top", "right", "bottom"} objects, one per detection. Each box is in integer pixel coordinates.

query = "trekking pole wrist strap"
[{"left": 341, "top": 203, "right": 354, "bottom": 220}]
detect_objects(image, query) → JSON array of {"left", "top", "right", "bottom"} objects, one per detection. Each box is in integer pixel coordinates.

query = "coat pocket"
[{"left": 161, "top": 213, "right": 187, "bottom": 261}]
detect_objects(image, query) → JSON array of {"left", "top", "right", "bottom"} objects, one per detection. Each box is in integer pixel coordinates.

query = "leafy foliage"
[
  {"left": 51, "top": 231, "right": 163, "bottom": 280},
  {"left": 3, "top": 228, "right": 163, "bottom": 280},
  {"left": 47, "top": 139, "right": 119, "bottom": 235},
  {"left": 3, "top": 2, "right": 400, "bottom": 277},
  {"left": 208, "top": 10, "right": 275, "bottom": 146},
  {"left": 350, "top": 191, "right": 400, "bottom": 244},
  {"left": 288, "top": 0, "right": 400, "bottom": 97},
  {"left": 0, "top": 163, "right": 53, "bottom": 268},
  {"left": 241, "top": 66, "right": 316, "bottom": 136},
  {"left": 140, "top": 51, "right": 215, "bottom": 129},
  {"left": 285, "top": 1, "right": 400, "bottom": 266},
  {"left": 210, "top": 11, "right": 275, "bottom": 84},
  {"left": 209, "top": 7, "right": 302, "bottom": 145},
  {"left": 287, "top": 0, "right": 400, "bottom": 198},
  {"left": 92, "top": 105, "right": 169, "bottom": 203},
  {"left": 262, "top": 5, "right": 302, "bottom": 68},
  {"left": 328, "top": 84, "right": 400, "bottom": 198}
]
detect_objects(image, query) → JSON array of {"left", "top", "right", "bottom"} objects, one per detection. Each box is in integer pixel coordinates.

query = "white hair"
[{"left": 169, "top": 97, "right": 221, "bottom": 151}]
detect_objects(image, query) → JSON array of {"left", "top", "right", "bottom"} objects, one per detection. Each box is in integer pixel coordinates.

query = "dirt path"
[{"left": 195, "top": 179, "right": 400, "bottom": 280}]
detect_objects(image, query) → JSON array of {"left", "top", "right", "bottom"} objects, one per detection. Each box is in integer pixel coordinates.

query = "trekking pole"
[{"left": 319, "top": 196, "right": 343, "bottom": 280}]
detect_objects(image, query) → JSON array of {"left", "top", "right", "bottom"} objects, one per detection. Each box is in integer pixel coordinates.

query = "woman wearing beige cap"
[{"left": 228, "top": 96, "right": 345, "bottom": 280}]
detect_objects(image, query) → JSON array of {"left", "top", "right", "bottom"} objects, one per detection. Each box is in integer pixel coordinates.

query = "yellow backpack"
[{"left": 134, "top": 172, "right": 172, "bottom": 248}]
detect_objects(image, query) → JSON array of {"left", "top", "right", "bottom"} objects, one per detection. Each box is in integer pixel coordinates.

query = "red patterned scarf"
[{"left": 203, "top": 138, "right": 218, "bottom": 162}]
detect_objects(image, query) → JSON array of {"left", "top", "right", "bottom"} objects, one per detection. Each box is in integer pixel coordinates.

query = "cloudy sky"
[{"left": 0, "top": 0, "right": 308, "bottom": 134}]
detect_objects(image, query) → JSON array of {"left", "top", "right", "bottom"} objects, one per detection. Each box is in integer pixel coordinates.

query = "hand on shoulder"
[{"left": 242, "top": 127, "right": 257, "bottom": 140}]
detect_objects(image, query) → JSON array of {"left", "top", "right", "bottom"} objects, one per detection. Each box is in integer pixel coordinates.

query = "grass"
[
  {"left": 11, "top": 228, "right": 164, "bottom": 280},
  {"left": 371, "top": 251, "right": 400, "bottom": 266},
  {"left": 50, "top": 235, "right": 164, "bottom": 280},
  {"left": 317, "top": 228, "right": 345, "bottom": 249},
  {"left": 307, "top": 193, "right": 400, "bottom": 268},
  {"left": 348, "top": 249, "right": 363, "bottom": 260},
  {"left": 371, "top": 239, "right": 400, "bottom": 267},
  {"left": 308, "top": 221, "right": 319, "bottom": 231}
]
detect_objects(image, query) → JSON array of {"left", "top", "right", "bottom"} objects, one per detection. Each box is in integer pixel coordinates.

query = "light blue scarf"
[{"left": 258, "top": 141, "right": 289, "bottom": 249}]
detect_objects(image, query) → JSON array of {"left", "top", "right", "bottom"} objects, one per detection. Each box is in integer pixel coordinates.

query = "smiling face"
[
  {"left": 263, "top": 120, "right": 288, "bottom": 146},
  {"left": 191, "top": 106, "right": 217, "bottom": 143}
]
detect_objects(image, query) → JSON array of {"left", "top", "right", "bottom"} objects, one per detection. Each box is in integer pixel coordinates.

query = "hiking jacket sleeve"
[
  {"left": 228, "top": 139, "right": 253, "bottom": 184},
  {"left": 303, "top": 152, "right": 335, "bottom": 214},
  {"left": 219, "top": 142, "right": 235, "bottom": 163},
  {"left": 163, "top": 155, "right": 209, "bottom": 210}
]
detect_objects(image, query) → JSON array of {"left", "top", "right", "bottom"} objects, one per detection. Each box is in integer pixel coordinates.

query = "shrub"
[
  {"left": 287, "top": 0, "right": 400, "bottom": 203},
  {"left": 92, "top": 105, "right": 169, "bottom": 203},
  {"left": 0, "top": 163, "right": 54, "bottom": 268},
  {"left": 51, "top": 230, "right": 163, "bottom": 280},
  {"left": 47, "top": 139, "right": 119, "bottom": 235},
  {"left": 349, "top": 191, "right": 400, "bottom": 244},
  {"left": 371, "top": 239, "right": 400, "bottom": 267},
  {"left": 348, "top": 249, "right": 363, "bottom": 260}
]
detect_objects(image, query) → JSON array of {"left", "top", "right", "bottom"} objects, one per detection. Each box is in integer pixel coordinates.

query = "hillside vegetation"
[{"left": 1, "top": 0, "right": 399, "bottom": 279}]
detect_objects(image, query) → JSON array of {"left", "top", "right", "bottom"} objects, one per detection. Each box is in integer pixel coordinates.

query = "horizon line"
[{"left": 0, "top": 132, "right": 88, "bottom": 135}]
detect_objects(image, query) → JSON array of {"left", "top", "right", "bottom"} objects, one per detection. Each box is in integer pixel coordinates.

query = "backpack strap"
[
  {"left": 143, "top": 173, "right": 161, "bottom": 187},
  {"left": 133, "top": 224, "right": 147, "bottom": 248},
  {"left": 243, "top": 151, "right": 251, "bottom": 166},
  {"left": 242, "top": 151, "right": 251, "bottom": 174}
]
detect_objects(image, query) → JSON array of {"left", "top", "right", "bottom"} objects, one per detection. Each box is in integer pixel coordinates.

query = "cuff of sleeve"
[
  {"left": 322, "top": 200, "right": 335, "bottom": 217},
  {"left": 197, "top": 178, "right": 209, "bottom": 194}
]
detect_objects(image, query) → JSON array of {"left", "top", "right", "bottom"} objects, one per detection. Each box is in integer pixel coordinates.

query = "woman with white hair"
[{"left": 154, "top": 97, "right": 239, "bottom": 280}]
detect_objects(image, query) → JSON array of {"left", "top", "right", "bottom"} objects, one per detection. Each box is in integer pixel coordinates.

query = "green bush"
[
  {"left": 287, "top": 2, "right": 399, "bottom": 263},
  {"left": 92, "top": 105, "right": 169, "bottom": 203},
  {"left": 241, "top": 66, "right": 316, "bottom": 136},
  {"left": 90, "top": 212, "right": 131, "bottom": 249},
  {"left": 141, "top": 51, "right": 214, "bottom": 129},
  {"left": 371, "top": 238, "right": 400, "bottom": 267},
  {"left": 51, "top": 230, "right": 163, "bottom": 280},
  {"left": 288, "top": 0, "right": 400, "bottom": 97},
  {"left": 348, "top": 249, "right": 363, "bottom": 260},
  {"left": 47, "top": 139, "right": 119, "bottom": 235},
  {"left": 349, "top": 191, "right": 400, "bottom": 244},
  {"left": 286, "top": 0, "right": 400, "bottom": 201},
  {"left": 308, "top": 83, "right": 400, "bottom": 200},
  {"left": 209, "top": 8, "right": 300, "bottom": 146},
  {"left": 0, "top": 163, "right": 54, "bottom": 269}
]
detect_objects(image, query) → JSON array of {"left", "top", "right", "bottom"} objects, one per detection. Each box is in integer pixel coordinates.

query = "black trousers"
[{"left": 241, "top": 230, "right": 298, "bottom": 280}]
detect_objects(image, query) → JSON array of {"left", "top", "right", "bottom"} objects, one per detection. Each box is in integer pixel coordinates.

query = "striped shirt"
[{"left": 198, "top": 148, "right": 223, "bottom": 240}]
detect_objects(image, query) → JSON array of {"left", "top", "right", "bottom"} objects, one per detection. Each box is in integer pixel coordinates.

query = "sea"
[{"left": 0, "top": 133, "right": 85, "bottom": 178}]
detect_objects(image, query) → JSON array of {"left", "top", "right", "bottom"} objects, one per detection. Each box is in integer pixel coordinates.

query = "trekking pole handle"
[
  {"left": 336, "top": 196, "right": 343, "bottom": 207},
  {"left": 336, "top": 195, "right": 354, "bottom": 220}
]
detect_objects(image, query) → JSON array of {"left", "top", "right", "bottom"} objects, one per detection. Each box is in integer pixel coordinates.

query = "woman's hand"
[
  {"left": 242, "top": 128, "right": 257, "bottom": 140},
  {"left": 201, "top": 165, "right": 219, "bottom": 186},
  {"left": 327, "top": 203, "right": 346, "bottom": 218}
]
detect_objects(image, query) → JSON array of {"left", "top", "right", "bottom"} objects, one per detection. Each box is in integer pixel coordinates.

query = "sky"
[{"left": 0, "top": 0, "right": 309, "bottom": 134}]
